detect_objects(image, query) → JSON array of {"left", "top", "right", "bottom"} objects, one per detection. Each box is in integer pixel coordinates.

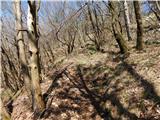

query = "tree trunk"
[
  {"left": 87, "top": 3, "right": 101, "bottom": 51},
  {"left": 27, "top": 0, "right": 45, "bottom": 115},
  {"left": 123, "top": 0, "right": 132, "bottom": 41},
  {"left": 134, "top": 1, "right": 143, "bottom": 50},
  {"left": 109, "top": 1, "right": 128, "bottom": 54},
  {"left": 14, "top": 0, "right": 32, "bottom": 100}
]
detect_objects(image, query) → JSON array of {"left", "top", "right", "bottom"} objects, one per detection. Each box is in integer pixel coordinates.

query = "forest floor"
[{"left": 11, "top": 43, "right": 160, "bottom": 120}]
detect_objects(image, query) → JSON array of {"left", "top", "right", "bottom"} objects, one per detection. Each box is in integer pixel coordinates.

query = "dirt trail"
[{"left": 11, "top": 45, "right": 160, "bottom": 120}]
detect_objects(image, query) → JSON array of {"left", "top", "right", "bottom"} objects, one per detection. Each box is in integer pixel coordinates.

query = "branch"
[
  {"left": 37, "top": 0, "right": 41, "bottom": 12},
  {"left": 27, "top": 0, "right": 32, "bottom": 9},
  {"left": 55, "top": 3, "right": 87, "bottom": 35},
  {"left": 156, "top": 0, "right": 160, "bottom": 12},
  {"left": 43, "top": 63, "right": 73, "bottom": 102},
  {"left": 17, "top": 29, "right": 28, "bottom": 36},
  {"left": 55, "top": 32, "right": 68, "bottom": 46}
]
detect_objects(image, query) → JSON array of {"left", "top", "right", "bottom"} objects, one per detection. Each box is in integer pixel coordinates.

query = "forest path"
[{"left": 11, "top": 44, "right": 160, "bottom": 120}]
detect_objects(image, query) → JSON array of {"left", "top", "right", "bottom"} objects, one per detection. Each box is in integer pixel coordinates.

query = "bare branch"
[
  {"left": 17, "top": 29, "right": 28, "bottom": 36},
  {"left": 55, "top": 3, "right": 87, "bottom": 35},
  {"left": 37, "top": 0, "right": 41, "bottom": 12}
]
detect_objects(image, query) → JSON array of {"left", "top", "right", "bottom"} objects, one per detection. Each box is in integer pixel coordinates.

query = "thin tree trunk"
[
  {"left": 27, "top": 0, "right": 45, "bottom": 115},
  {"left": 46, "top": 41, "right": 55, "bottom": 63},
  {"left": 134, "top": 1, "right": 143, "bottom": 50},
  {"left": 14, "top": 0, "right": 32, "bottom": 99},
  {"left": 2, "top": 46, "right": 20, "bottom": 91},
  {"left": 1, "top": 55, "right": 16, "bottom": 92},
  {"left": 109, "top": 1, "right": 128, "bottom": 54},
  {"left": 87, "top": 3, "right": 101, "bottom": 51},
  {"left": 123, "top": 0, "right": 132, "bottom": 41}
]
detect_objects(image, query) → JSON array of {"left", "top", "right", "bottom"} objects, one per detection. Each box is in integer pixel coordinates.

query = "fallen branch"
[
  {"left": 5, "top": 88, "right": 23, "bottom": 108},
  {"left": 38, "top": 63, "right": 73, "bottom": 118},
  {"left": 43, "top": 63, "right": 73, "bottom": 102}
]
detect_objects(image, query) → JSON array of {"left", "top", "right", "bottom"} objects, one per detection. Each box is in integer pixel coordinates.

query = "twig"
[
  {"left": 5, "top": 88, "right": 24, "bottom": 107},
  {"left": 44, "top": 63, "right": 73, "bottom": 101},
  {"left": 55, "top": 3, "right": 87, "bottom": 41}
]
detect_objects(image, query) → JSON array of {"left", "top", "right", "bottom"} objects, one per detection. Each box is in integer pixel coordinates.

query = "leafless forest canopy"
[{"left": 1, "top": 0, "right": 160, "bottom": 120}]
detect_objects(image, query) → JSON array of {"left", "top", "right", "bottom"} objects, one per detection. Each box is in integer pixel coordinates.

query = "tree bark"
[
  {"left": 14, "top": 0, "right": 32, "bottom": 99},
  {"left": 123, "top": 0, "right": 132, "bottom": 41},
  {"left": 27, "top": 0, "right": 45, "bottom": 115},
  {"left": 134, "top": 1, "right": 144, "bottom": 50},
  {"left": 109, "top": 1, "right": 128, "bottom": 54},
  {"left": 87, "top": 3, "right": 101, "bottom": 51}
]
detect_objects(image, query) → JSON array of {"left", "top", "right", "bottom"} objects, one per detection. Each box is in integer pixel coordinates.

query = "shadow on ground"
[{"left": 43, "top": 55, "right": 160, "bottom": 120}]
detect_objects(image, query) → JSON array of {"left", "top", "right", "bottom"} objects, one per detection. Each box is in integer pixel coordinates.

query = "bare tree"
[
  {"left": 86, "top": 2, "right": 104, "bottom": 52},
  {"left": 147, "top": 0, "right": 160, "bottom": 22},
  {"left": 108, "top": 1, "right": 128, "bottom": 54},
  {"left": 122, "top": 0, "right": 132, "bottom": 41},
  {"left": 1, "top": 45, "right": 21, "bottom": 91},
  {"left": 134, "top": 1, "right": 144, "bottom": 50},
  {"left": 27, "top": 0, "right": 45, "bottom": 114},
  {"left": 14, "top": 0, "right": 31, "bottom": 99}
]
